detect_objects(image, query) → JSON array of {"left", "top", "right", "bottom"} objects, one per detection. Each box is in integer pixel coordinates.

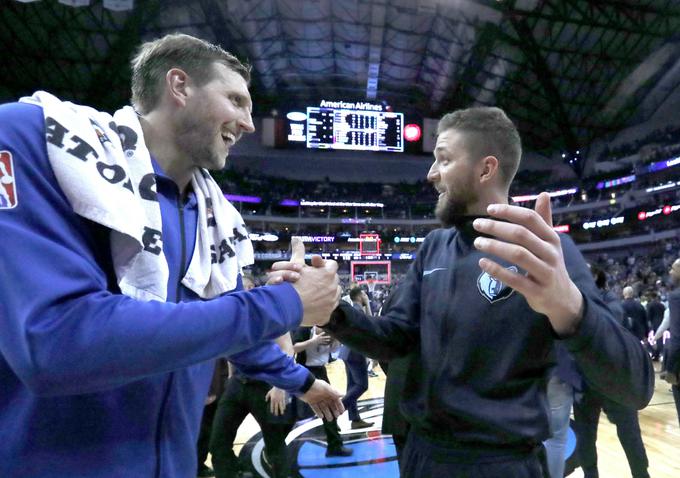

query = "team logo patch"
[
  {"left": 477, "top": 265, "right": 517, "bottom": 303},
  {"left": 0, "top": 151, "right": 18, "bottom": 209}
]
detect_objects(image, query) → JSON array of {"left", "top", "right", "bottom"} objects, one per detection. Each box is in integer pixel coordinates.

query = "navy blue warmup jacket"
[{"left": 324, "top": 225, "right": 654, "bottom": 448}]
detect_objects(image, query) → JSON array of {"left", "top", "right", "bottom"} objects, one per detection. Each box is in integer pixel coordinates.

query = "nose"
[
  {"left": 426, "top": 161, "right": 439, "bottom": 183},
  {"left": 238, "top": 111, "right": 256, "bottom": 134}
]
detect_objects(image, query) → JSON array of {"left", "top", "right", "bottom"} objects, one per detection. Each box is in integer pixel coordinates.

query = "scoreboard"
[
  {"left": 306, "top": 107, "right": 404, "bottom": 152},
  {"left": 282, "top": 100, "right": 414, "bottom": 153}
]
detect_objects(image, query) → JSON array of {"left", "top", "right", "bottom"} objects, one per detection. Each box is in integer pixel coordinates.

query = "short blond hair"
[
  {"left": 130, "top": 33, "right": 251, "bottom": 114},
  {"left": 438, "top": 107, "right": 522, "bottom": 187}
]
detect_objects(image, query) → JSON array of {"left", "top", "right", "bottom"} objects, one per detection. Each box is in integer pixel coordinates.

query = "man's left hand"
[
  {"left": 471, "top": 192, "right": 584, "bottom": 336},
  {"left": 265, "top": 387, "right": 288, "bottom": 416}
]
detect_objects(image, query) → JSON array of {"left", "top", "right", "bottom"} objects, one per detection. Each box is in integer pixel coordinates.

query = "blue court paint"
[
  {"left": 297, "top": 438, "right": 399, "bottom": 477},
  {"left": 297, "top": 437, "right": 397, "bottom": 467},
  {"left": 565, "top": 425, "right": 577, "bottom": 459},
  {"left": 300, "top": 460, "right": 399, "bottom": 478}
]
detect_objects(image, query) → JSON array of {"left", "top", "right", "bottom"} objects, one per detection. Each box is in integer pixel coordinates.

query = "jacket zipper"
[
  {"left": 156, "top": 194, "right": 186, "bottom": 476},
  {"left": 176, "top": 195, "right": 186, "bottom": 303}
]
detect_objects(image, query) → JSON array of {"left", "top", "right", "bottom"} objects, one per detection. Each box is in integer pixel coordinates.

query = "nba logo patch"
[
  {"left": 477, "top": 265, "right": 517, "bottom": 303},
  {"left": 0, "top": 151, "right": 17, "bottom": 209}
]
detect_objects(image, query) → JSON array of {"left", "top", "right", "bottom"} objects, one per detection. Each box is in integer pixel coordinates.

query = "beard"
[
  {"left": 435, "top": 188, "right": 478, "bottom": 228},
  {"left": 175, "top": 106, "right": 227, "bottom": 171}
]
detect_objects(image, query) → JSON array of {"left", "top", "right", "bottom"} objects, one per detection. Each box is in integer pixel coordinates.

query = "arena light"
[
  {"left": 256, "top": 251, "right": 417, "bottom": 261},
  {"left": 582, "top": 216, "right": 624, "bottom": 230},
  {"left": 291, "top": 235, "right": 335, "bottom": 243},
  {"left": 286, "top": 111, "right": 307, "bottom": 121},
  {"left": 249, "top": 233, "right": 279, "bottom": 242},
  {"left": 511, "top": 188, "right": 578, "bottom": 203},
  {"left": 393, "top": 236, "right": 426, "bottom": 243},
  {"left": 646, "top": 182, "right": 679, "bottom": 193},
  {"left": 644, "top": 155, "right": 680, "bottom": 173},
  {"left": 596, "top": 175, "right": 636, "bottom": 190},
  {"left": 301, "top": 200, "right": 384, "bottom": 208},
  {"left": 224, "top": 194, "right": 261, "bottom": 204},
  {"left": 404, "top": 124, "right": 422, "bottom": 142},
  {"left": 638, "top": 203, "right": 680, "bottom": 221},
  {"left": 342, "top": 218, "right": 368, "bottom": 224},
  {"left": 553, "top": 224, "right": 570, "bottom": 233}
]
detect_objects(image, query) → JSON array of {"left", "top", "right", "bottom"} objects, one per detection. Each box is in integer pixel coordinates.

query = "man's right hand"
[
  {"left": 299, "top": 379, "right": 345, "bottom": 421},
  {"left": 271, "top": 238, "right": 342, "bottom": 327}
]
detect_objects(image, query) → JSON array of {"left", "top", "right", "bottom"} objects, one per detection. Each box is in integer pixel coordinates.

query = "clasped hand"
[{"left": 267, "top": 238, "right": 342, "bottom": 327}]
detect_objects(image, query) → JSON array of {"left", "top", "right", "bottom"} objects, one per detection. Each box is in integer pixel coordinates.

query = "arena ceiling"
[{"left": 3, "top": 0, "right": 680, "bottom": 171}]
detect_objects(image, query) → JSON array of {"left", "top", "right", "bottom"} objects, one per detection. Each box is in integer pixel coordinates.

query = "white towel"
[{"left": 21, "top": 91, "right": 253, "bottom": 301}]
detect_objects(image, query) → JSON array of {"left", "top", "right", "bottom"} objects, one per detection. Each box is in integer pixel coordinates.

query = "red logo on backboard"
[{"left": 0, "top": 151, "right": 17, "bottom": 209}]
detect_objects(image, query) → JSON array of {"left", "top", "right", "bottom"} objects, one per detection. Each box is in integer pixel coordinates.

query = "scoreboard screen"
[{"left": 306, "top": 107, "right": 404, "bottom": 153}]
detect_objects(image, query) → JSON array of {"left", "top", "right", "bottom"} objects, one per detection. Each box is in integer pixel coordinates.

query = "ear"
[
  {"left": 165, "top": 68, "right": 191, "bottom": 107},
  {"left": 479, "top": 155, "right": 499, "bottom": 183}
]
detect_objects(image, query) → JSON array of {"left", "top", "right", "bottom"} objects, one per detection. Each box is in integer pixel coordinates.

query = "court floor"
[{"left": 212, "top": 360, "right": 679, "bottom": 478}]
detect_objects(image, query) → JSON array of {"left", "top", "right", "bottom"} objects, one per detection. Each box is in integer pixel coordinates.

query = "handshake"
[
  {"left": 267, "top": 237, "right": 342, "bottom": 327},
  {"left": 267, "top": 237, "right": 345, "bottom": 420}
]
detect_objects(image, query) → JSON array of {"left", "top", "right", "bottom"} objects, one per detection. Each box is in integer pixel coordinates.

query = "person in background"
[
  {"left": 543, "top": 344, "right": 580, "bottom": 478},
  {"left": 573, "top": 268, "right": 651, "bottom": 478},
  {"left": 622, "top": 286, "right": 649, "bottom": 342},
  {"left": 337, "top": 287, "right": 374, "bottom": 430},
  {"left": 646, "top": 290, "right": 666, "bottom": 360},
  {"left": 292, "top": 326, "right": 353, "bottom": 457},
  {"left": 209, "top": 333, "right": 298, "bottom": 478},
  {"left": 664, "top": 258, "right": 680, "bottom": 426}
]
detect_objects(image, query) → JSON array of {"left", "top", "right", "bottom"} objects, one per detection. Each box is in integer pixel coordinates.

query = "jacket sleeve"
[
  {"left": 559, "top": 235, "right": 654, "bottom": 409},
  {"left": 666, "top": 292, "right": 680, "bottom": 375},
  {"left": 321, "top": 236, "right": 429, "bottom": 361},
  {"left": 0, "top": 102, "right": 310, "bottom": 396}
]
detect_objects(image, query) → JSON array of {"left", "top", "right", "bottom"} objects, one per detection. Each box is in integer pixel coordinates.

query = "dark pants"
[
  {"left": 673, "top": 385, "right": 680, "bottom": 427},
  {"left": 209, "top": 377, "right": 294, "bottom": 478},
  {"left": 573, "top": 390, "right": 649, "bottom": 478},
  {"left": 305, "top": 365, "right": 344, "bottom": 451},
  {"left": 197, "top": 399, "right": 219, "bottom": 472},
  {"left": 343, "top": 358, "right": 368, "bottom": 421},
  {"left": 400, "top": 431, "right": 547, "bottom": 478},
  {"left": 393, "top": 432, "right": 408, "bottom": 468}
]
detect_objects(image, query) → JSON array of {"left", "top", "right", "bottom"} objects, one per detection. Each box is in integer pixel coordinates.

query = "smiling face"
[
  {"left": 427, "top": 128, "right": 481, "bottom": 226},
  {"left": 174, "top": 62, "right": 255, "bottom": 171}
]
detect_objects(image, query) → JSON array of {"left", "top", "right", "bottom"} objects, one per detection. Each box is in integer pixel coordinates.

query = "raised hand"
[
  {"left": 265, "top": 237, "right": 304, "bottom": 285},
  {"left": 299, "top": 379, "right": 345, "bottom": 421},
  {"left": 471, "top": 192, "right": 584, "bottom": 336}
]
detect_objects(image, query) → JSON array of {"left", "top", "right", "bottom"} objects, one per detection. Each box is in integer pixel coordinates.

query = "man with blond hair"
[{"left": 0, "top": 33, "right": 343, "bottom": 478}]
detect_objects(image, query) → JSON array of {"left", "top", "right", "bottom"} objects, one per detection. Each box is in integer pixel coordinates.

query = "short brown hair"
[
  {"left": 130, "top": 33, "right": 251, "bottom": 114},
  {"left": 437, "top": 107, "right": 522, "bottom": 186}
]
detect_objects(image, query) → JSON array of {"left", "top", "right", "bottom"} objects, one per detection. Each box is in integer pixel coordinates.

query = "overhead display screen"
[{"left": 306, "top": 107, "right": 403, "bottom": 152}]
